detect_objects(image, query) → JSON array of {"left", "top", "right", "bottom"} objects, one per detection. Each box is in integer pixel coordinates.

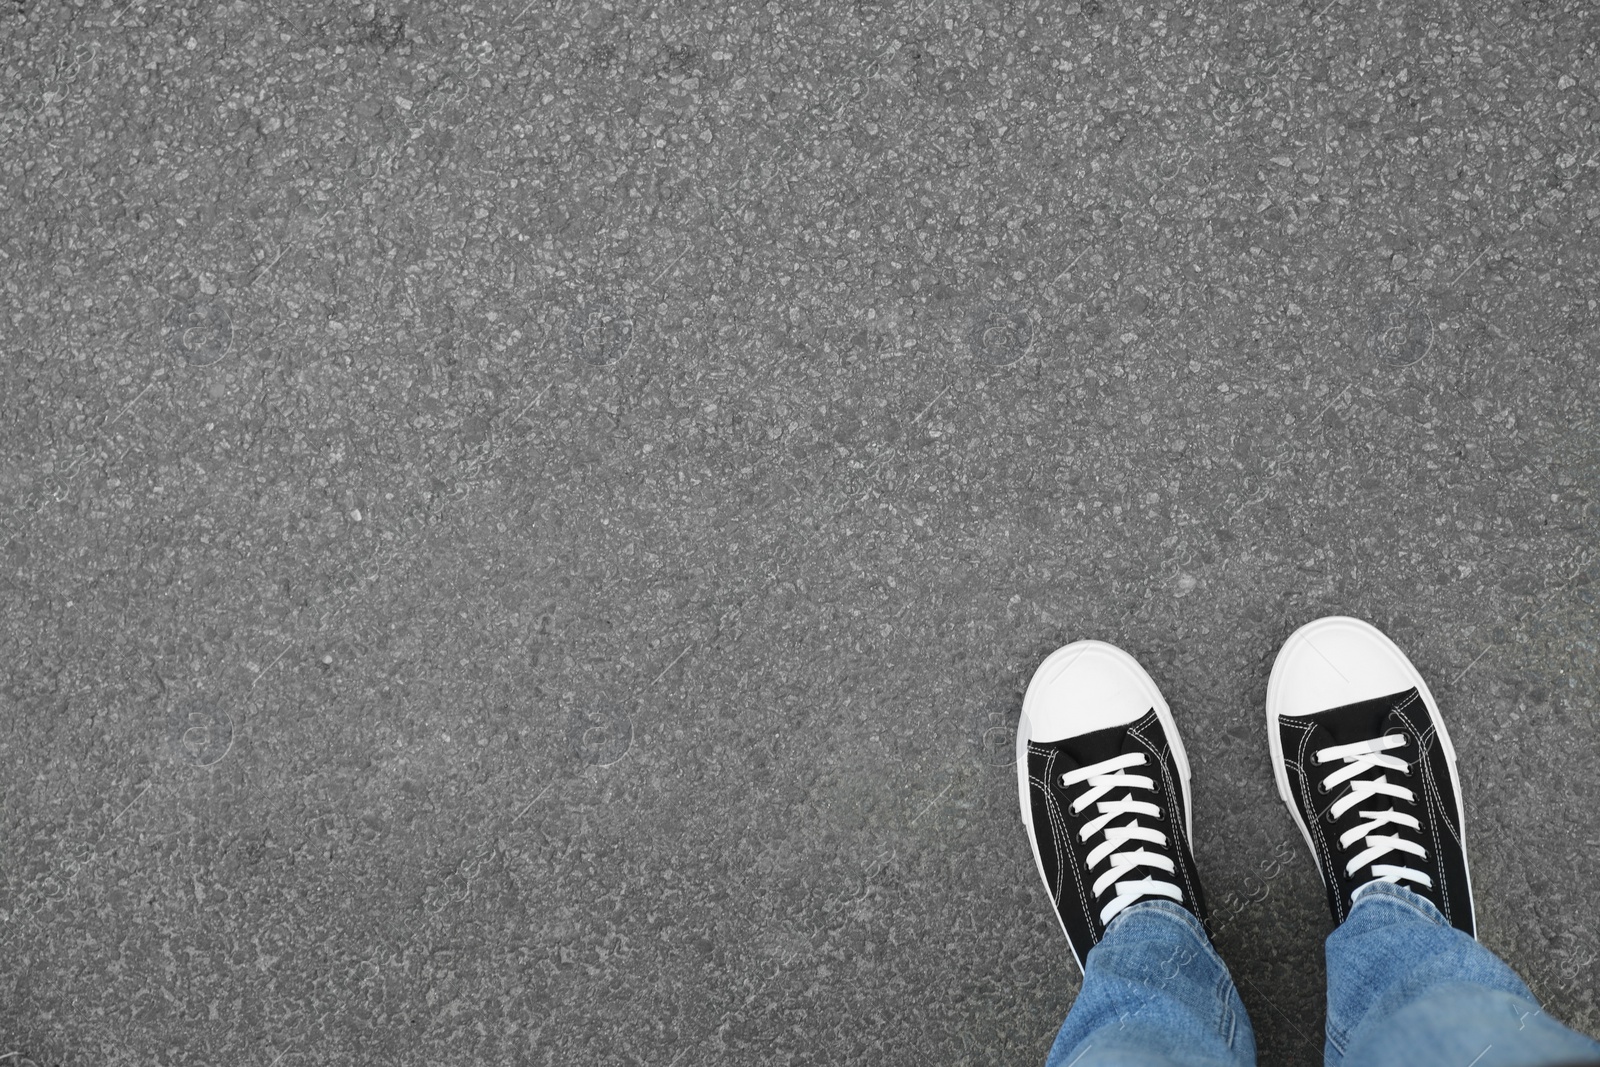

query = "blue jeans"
[{"left": 1045, "top": 882, "right": 1600, "bottom": 1067}]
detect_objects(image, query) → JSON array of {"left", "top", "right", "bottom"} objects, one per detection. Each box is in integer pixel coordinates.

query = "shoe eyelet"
[{"left": 1317, "top": 780, "right": 1330, "bottom": 795}]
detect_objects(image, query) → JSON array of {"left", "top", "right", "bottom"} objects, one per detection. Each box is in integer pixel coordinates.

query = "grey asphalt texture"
[{"left": 3, "top": 1, "right": 1598, "bottom": 1065}]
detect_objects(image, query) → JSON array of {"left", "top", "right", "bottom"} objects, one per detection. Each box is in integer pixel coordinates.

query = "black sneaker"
[
  {"left": 1267, "top": 616, "right": 1476, "bottom": 936},
  {"left": 1016, "top": 640, "right": 1209, "bottom": 970}
]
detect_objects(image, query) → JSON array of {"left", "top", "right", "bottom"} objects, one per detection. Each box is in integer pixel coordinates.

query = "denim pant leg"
[
  {"left": 1325, "top": 881, "right": 1600, "bottom": 1067},
  {"left": 1046, "top": 901, "right": 1256, "bottom": 1067}
]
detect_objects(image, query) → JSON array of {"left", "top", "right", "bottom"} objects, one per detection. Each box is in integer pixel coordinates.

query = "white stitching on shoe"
[
  {"left": 1058, "top": 729, "right": 1184, "bottom": 926},
  {"left": 1127, "top": 711, "right": 1200, "bottom": 915},
  {"left": 1417, "top": 720, "right": 1460, "bottom": 846},
  {"left": 1314, "top": 693, "right": 1437, "bottom": 903},
  {"left": 1391, "top": 695, "right": 1453, "bottom": 923},
  {"left": 1031, "top": 745, "right": 1097, "bottom": 936},
  {"left": 1286, "top": 716, "right": 1345, "bottom": 923},
  {"left": 1034, "top": 748, "right": 1068, "bottom": 905},
  {"left": 1413, "top": 721, "right": 1455, "bottom": 924}
]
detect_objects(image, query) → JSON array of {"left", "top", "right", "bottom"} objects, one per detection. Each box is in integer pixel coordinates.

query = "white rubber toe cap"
[
  {"left": 1020, "top": 640, "right": 1168, "bottom": 744},
  {"left": 1268, "top": 616, "right": 1430, "bottom": 720}
]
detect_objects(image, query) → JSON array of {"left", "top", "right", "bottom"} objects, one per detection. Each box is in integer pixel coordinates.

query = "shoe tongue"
[
  {"left": 1300, "top": 688, "right": 1419, "bottom": 746},
  {"left": 1048, "top": 714, "right": 1150, "bottom": 772}
]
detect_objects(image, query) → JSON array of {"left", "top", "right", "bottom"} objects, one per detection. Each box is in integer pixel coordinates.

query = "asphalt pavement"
[{"left": 3, "top": 1, "right": 1598, "bottom": 1064}]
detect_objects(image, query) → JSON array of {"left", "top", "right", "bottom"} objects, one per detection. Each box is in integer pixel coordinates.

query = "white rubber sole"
[
  {"left": 1016, "top": 640, "right": 1192, "bottom": 969},
  {"left": 1265, "top": 616, "right": 1472, "bottom": 906}
]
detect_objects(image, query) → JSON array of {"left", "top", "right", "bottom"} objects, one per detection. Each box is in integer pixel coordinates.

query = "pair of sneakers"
[{"left": 1017, "top": 616, "right": 1475, "bottom": 970}]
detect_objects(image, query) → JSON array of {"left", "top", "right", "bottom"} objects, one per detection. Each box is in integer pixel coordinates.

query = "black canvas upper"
[
  {"left": 1024, "top": 708, "right": 1209, "bottom": 965},
  {"left": 1276, "top": 687, "right": 1475, "bottom": 936}
]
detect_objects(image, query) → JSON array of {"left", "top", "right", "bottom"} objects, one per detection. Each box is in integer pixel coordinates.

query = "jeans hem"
[
  {"left": 1106, "top": 899, "right": 1215, "bottom": 952},
  {"left": 1349, "top": 880, "right": 1448, "bottom": 928}
]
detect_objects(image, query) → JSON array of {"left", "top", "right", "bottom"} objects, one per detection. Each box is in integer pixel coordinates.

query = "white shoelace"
[
  {"left": 1313, "top": 733, "right": 1431, "bottom": 890},
  {"left": 1059, "top": 752, "right": 1183, "bottom": 925}
]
